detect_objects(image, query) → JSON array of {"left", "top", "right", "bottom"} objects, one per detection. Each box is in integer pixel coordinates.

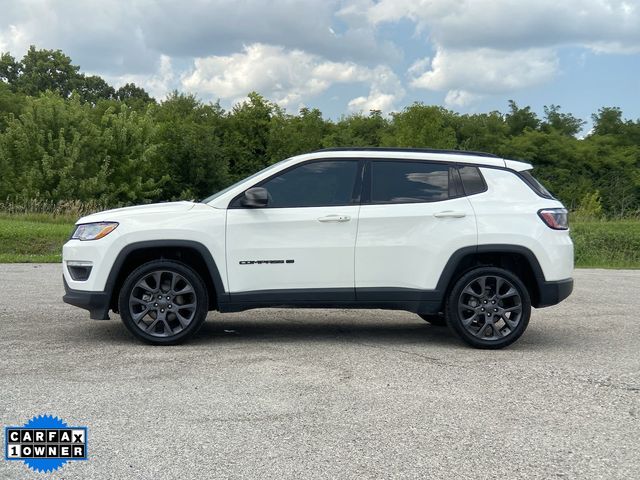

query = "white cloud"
[
  {"left": 346, "top": 65, "right": 405, "bottom": 112},
  {"left": 0, "top": 0, "right": 156, "bottom": 74},
  {"left": 104, "top": 55, "right": 176, "bottom": 100},
  {"left": 406, "top": 45, "right": 559, "bottom": 106},
  {"left": 443, "top": 90, "right": 481, "bottom": 108},
  {"left": 365, "top": 0, "right": 640, "bottom": 106},
  {"left": 348, "top": 92, "right": 397, "bottom": 113},
  {"left": 0, "top": 0, "right": 399, "bottom": 76},
  {"left": 367, "top": 0, "right": 640, "bottom": 53},
  {"left": 408, "top": 47, "right": 558, "bottom": 95},
  {"left": 181, "top": 43, "right": 404, "bottom": 113},
  {"left": 0, "top": 24, "right": 29, "bottom": 54},
  {"left": 1, "top": 0, "right": 639, "bottom": 113}
]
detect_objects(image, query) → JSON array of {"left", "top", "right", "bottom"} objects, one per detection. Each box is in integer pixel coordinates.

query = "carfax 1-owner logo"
[{"left": 4, "top": 415, "right": 88, "bottom": 473}]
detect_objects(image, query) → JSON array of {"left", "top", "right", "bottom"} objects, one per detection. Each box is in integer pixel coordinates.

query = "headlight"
[{"left": 71, "top": 222, "right": 119, "bottom": 241}]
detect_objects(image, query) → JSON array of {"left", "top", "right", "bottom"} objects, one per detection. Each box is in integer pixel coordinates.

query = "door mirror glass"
[{"left": 241, "top": 187, "right": 269, "bottom": 207}]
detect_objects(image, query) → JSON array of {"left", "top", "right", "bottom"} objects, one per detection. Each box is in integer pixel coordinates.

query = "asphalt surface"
[{"left": 0, "top": 265, "right": 638, "bottom": 479}]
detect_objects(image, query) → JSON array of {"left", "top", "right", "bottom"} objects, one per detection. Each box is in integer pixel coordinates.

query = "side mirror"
[{"left": 241, "top": 187, "right": 269, "bottom": 208}]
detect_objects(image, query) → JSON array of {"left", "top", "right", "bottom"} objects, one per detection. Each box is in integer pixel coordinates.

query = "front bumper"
[
  {"left": 536, "top": 278, "right": 574, "bottom": 308},
  {"left": 62, "top": 277, "right": 111, "bottom": 320}
]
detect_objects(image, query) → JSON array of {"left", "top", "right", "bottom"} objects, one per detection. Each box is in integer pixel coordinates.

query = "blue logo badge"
[{"left": 4, "top": 414, "right": 88, "bottom": 473}]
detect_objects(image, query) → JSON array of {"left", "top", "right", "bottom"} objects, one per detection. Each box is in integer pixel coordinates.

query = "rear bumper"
[
  {"left": 536, "top": 278, "right": 573, "bottom": 308},
  {"left": 62, "top": 277, "right": 111, "bottom": 320}
]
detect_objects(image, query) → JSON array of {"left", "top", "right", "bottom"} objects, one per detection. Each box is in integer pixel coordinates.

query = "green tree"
[
  {"left": 0, "top": 52, "right": 20, "bottom": 85},
  {"left": 0, "top": 92, "right": 103, "bottom": 201},
  {"left": 574, "top": 190, "right": 603, "bottom": 219},
  {"left": 323, "top": 110, "right": 388, "bottom": 147},
  {"left": 0, "top": 82, "right": 26, "bottom": 131},
  {"left": 152, "top": 92, "right": 227, "bottom": 200},
  {"left": 75, "top": 75, "right": 115, "bottom": 104},
  {"left": 384, "top": 103, "right": 457, "bottom": 148},
  {"left": 451, "top": 111, "right": 508, "bottom": 153},
  {"left": 591, "top": 107, "right": 624, "bottom": 136},
  {"left": 0, "top": 45, "right": 639, "bottom": 217},
  {"left": 223, "top": 92, "right": 274, "bottom": 181},
  {"left": 115, "top": 83, "right": 155, "bottom": 110},
  {"left": 267, "top": 107, "right": 328, "bottom": 161},
  {"left": 13, "top": 46, "right": 81, "bottom": 97},
  {"left": 505, "top": 100, "right": 540, "bottom": 136},
  {"left": 100, "top": 105, "right": 166, "bottom": 204},
  {"left": 542, "top": 105, "right": 586, "bottom": 137},
  {"left": 0, "top": 91, "right": 166, "bottom": 205}
]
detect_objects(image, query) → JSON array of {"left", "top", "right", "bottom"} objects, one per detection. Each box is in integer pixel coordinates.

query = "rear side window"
[
  {"left": 520, "top": 170, "right": 554, "bottom": 199},
  {"left": 371, "top": 161, "right": 449, "bottom": 204},
  {"left": 458, "top": 166, "right": 487, "bottom": 196}
]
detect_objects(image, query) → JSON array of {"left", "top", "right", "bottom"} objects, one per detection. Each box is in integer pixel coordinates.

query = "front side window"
[
  {"left": 257, "top": 160, "right": 359, "bottom": 208},
  {"left": 371, "top": 161, "right": 450, "bottom": 204}
]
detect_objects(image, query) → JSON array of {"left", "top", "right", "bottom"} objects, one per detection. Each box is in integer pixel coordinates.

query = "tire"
[
  {"left": 118, "top": 260, "right": 209, "bottom": 345},
  {"left": 418, "top": 313, "right": 447, "bottom": 326},
  {"left": 445, "top": 267, "right": 531, "bottom": 349}
]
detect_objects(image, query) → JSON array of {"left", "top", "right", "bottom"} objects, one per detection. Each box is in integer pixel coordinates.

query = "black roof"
[{"left": 316, "top": 147, "right": 500, "bottom": 158}]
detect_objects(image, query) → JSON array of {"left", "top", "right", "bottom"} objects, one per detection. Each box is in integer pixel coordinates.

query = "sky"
[{"left": 1, "top": 0, "right": 639, "bottom": 129}]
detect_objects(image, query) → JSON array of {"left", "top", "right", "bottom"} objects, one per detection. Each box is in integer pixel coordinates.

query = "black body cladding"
[{"left": 63, "top": 243, "right": 573, "bottom": 319}]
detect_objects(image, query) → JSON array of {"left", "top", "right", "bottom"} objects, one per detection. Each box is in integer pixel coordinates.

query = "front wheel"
[
  {"left": 445, "top": 267, "right": 531, "bottom": 349},
  {"left": 118, "top": 260, "right": 209, "bottom": 345}
]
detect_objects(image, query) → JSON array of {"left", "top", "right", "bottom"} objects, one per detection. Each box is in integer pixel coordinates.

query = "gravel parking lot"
[{"left": 0, "top": 265, "right": 638, "bottom": 479}]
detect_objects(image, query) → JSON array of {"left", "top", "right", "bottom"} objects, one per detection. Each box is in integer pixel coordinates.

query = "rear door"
[{"left": 355, "top": 160, "right": 477, "bottom": 293}]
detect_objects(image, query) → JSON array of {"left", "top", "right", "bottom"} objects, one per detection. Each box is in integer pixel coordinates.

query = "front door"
[{"left": 226, "top": 159, "right": 362, "bottom": 296}]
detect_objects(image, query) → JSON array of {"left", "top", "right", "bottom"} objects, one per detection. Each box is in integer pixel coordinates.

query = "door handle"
[
  {"left": 317, "top": 215, "right": 351, "bottom": 223},
  {"left": 434, "top": 211, "right": 466, "bottom": 218}
]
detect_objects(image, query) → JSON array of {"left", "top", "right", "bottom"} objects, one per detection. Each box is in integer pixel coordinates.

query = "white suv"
[{"left": 63, "top": 148, "right": 573, "bottom": 349}]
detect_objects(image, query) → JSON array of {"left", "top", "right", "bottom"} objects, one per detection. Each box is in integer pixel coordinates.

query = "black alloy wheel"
[
  {"left": 118, "top": 260, "right": 208, "bottom": 345},
  {"left": 446, "top": 267, "right": 531, "bottom": 349}
]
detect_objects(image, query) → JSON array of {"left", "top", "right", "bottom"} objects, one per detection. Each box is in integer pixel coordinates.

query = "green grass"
[
  {"left": 570, "top": 219, "right": 640, "bottom": 269},
  {"left": 0, "top": 216, "right": 73, "bottom": 262},
  {"left": 0, "top": 214, "right": 639, "bottom": 268}
]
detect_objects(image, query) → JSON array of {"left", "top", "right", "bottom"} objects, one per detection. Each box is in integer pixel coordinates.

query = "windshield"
[{"left": 201, "top": 158, "right": 290, "bottom": 204}]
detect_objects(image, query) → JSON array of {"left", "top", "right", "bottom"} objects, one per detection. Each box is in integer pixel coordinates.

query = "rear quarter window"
[
  {"left": 519, "top": 171, "right": 555, "bottom": 199},
  {"left": 458, "top": 166, "right": 487, "bottom": 196}
]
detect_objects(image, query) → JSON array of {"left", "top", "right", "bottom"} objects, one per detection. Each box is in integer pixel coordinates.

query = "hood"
[{"left": 77, "top": 201, "right": 196, "bottom": 224}]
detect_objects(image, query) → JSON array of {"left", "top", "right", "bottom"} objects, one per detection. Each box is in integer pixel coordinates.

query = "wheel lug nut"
[
  {"left": 481, "top": 307, "right": 485, "bottom": 311},
  {"left": 154, "top": 303, "right": 158, "bottom": 307},
  {"left": 157, "top": 295, "right": 162, "bottom": 299},
  {"left": 166, "top": 296, "right": 170, "bottom": 300},
  {"left": 483, "top": 300, "right": 487, "bottom": 304},
  {"left": 494, "top": 308, "right": 498, "bottom": 312},
  {"left": 487, "top": 313, "right": 491, "bottom": 317},
  {"left": 168, "top": 305, "right": 172, "bottom": 309},
  {"left": 160, "top": 309, "right": 165, "bottom": 313}
]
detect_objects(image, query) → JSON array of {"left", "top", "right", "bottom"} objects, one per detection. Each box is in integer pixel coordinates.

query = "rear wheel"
[
  {"left": 118, "top": 260, "right": 208, "bottom": 345},
  {"left": 445, "top": 267, "right": 531, "bottom": 349},
  {"left": 418, "top": 313, "right": 447, "bottom": 326}
]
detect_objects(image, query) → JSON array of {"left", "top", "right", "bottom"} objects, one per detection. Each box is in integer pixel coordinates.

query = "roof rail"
[{"left": 315, "top": 147, "right": 500, "bottom": 158}]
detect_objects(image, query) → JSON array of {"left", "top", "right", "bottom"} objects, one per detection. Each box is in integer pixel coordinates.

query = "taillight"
[{"left": 538, "top": 208, "right": 569, "bottom": 230}]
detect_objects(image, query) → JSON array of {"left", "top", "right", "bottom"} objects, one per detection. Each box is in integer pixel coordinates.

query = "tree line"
[{"left": 1, "top": 47, "right": 639, "bottom": 217}]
